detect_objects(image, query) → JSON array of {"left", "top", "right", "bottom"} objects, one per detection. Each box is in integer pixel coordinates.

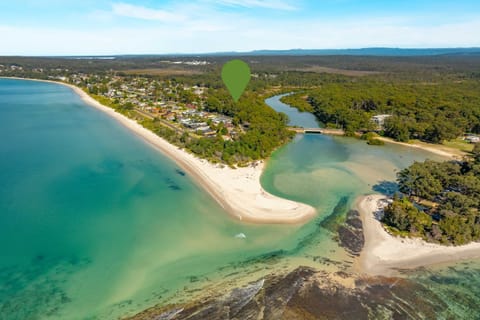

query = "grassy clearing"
[
  {"left": 287, "top": 65, "right": 381, "bottom": 76},
  {"left": 443, "top": 138, "right": 475, "bottom": 153},
  {"left": 122, "top": 68, "right": 203, "bottom": 76}
]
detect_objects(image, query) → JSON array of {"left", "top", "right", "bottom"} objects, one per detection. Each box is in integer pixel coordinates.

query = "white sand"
[
  {"left": 357, "top": 194, "right": 480, "bottom": 275},
  {"left": 377, "top": 137, "right": 462, "bottom": 159},
  {"left": 9, "top": 78, "right": 316, "bottom": 224}
]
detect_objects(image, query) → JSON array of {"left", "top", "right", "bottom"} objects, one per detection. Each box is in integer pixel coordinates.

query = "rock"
[
  {"left": 337, "top": 210, "right": 364, "bottom": 256},
  {"left": 128, "top": 266, "right": 451, "bottom": 320}
]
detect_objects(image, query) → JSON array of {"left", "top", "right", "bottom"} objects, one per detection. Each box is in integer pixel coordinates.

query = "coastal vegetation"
[
  {"left": 382, "top": 144, "right": 480, "bottom": 245},
  {"left": 90, "top": 86, "right": 293, "bottom": 165},
  {"left": 144, "top": 91, "right": 293, "bottom": 165},
  {"left": 360, "top": 132, "right": 384, "bottom": 146},
  {"left": 282, "top": 80, "right": 480, "bottom": 142}
]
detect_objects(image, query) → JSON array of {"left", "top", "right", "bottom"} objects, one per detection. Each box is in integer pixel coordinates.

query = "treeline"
[
  {"left": 4, "top": 54, "right": 480, "bottom": 78},
  {"left": 382, "top": 144, "right": 480, "bottom": 245},
  {"left": 283, "top": 80, "right": 480, "bottom": 141},
  {"left": 188, "top": 89, "right": 293, "bottom": 164}
]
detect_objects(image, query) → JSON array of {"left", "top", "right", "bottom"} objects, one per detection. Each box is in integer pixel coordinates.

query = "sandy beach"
[
  {"left": 357, "top": 194, "right": 480, "bottom": 275},
  {"left": 3, "top": 77, "right": 316, "bottom": 224},
  {"left": 377, "top": 137, "right": 464, "bottom": 159}
]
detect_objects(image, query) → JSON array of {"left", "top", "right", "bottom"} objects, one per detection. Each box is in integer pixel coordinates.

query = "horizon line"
[{"left": 1, "top": 47, "right": 480, "bottom": 58}]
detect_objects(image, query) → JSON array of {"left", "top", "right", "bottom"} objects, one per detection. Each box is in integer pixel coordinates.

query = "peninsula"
[
  {"left": 357, "top": 144, "right": 480, "bottom": 274},
  {"left": 357, "top": 194, "right": 480, "bottom": 275}
]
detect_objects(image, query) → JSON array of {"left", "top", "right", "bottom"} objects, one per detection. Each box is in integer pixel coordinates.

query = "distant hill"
[
  {"left": 34, "top": 47, "right": 480, "bottom": 59},
  {"left": 207, "top": 47, "right": 480, "bottom": 57}
]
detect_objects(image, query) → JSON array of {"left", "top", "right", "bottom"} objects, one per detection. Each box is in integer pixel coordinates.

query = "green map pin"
[{"left": 221, "top": 60, "right": 251, "bottom": 102}]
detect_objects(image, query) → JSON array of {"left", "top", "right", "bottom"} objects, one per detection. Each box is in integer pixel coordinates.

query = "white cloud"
[
  {"left": 1, "top": 15, "right": 480, "bottom": 55},
  {"left": 211, "top": 0, "right": 297, "bottom": 10},
  {"left": 111, "top": 3, "right": 186, "bottom": 22}
]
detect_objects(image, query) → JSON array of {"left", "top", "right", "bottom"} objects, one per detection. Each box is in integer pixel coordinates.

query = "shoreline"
[
  {"left": 356, "top": 194, "right": 480, "bottom": 275},
  {"left": 377, "top": 137, "right": 464, "bottom": 159},
  {"left": 1, "top": 77, "right": 316, "bottom": 224}
]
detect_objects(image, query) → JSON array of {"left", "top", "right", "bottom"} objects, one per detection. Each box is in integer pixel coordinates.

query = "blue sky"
[{"left": 0, "top": 0, "right": 479, "bottom": 55}]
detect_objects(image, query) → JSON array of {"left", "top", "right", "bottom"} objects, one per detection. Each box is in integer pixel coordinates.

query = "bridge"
[{"left": 288, "top": 127, "right": 345, "bottom": 135}]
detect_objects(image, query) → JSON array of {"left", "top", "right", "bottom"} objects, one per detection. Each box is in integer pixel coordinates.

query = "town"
[
  {"left": 72, "top": 73, "right": 241, "bottom": 140},
  {"left": 0, "top": 61, "right": 242, "bottom": 141}
]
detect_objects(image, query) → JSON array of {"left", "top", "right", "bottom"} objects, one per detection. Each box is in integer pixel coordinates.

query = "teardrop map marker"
[{"left": 221, "top": 60, "right": 251, "bottom": 102}]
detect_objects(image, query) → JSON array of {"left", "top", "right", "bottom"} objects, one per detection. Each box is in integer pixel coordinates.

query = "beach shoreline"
[
  {"left": 377, "top": 137, "right": 465, "bottom": 159},
  {"left": 1, "top": 77, "right": 317, "bottom": 224},
  {"left": 356, "top": 194, "right": 480, "bottom": 275}
]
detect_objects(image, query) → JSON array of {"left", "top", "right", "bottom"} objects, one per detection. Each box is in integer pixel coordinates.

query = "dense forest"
[
  {"left": 2, "top": 54, "right": 480, "bottom": 76},
  {"left": 382, "top": 144, "right": 480, "bottom": 245},
  {"left": 282, "top": 79, "right": 480, "bottom": 141}
]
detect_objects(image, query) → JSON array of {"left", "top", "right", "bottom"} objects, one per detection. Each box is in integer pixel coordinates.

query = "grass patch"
[
  {"left": 122, "top": 68, "right": 203, "bottom": 76},
  {"left": 443, "top": 138, "right": 475, "bottom": 152}
]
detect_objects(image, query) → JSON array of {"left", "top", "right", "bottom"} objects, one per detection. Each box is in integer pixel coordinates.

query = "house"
[
  {"left": 196, "top": 126, "right": 216, "bottom": 136},
  {"left": 164, "top": 112, "right": 176, "bottom": 121},
  {"left": 180, "top": 118, "right": 192, "bottom": 126},
  {"left": 192, "top": 86, "right": 205, "bottom": 96},
  {"left": 371, "top": 114, "right": 392, "bottom": 129},
  {"left": 203, "top": 130, "right": 217, "bottom": 137},
  {"left": 465, "top": 135, "right": 480, "bottom": 143}
]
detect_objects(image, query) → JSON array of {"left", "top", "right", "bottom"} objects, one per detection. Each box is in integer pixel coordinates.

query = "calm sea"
[{"left": 1, "top": 79, "right": 478, "bottom": 319}]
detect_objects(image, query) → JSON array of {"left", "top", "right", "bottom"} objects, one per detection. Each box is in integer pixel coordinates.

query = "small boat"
[{"left": 234, "top": 233, "right": 247, "bottom": 239}]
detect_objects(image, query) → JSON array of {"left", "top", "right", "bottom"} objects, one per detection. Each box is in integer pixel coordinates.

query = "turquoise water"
[
  {"left": 1, "top": 79, "right": 476, "bottom": 319},
  {"left": 0, "top": 80, "right": 312, "bottom": 319}
]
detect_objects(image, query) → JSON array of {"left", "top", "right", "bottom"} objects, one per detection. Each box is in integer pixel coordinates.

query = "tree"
[
  {"left": 387, "top": 156, "right": 480, "bottom": 245},
  {"left": 397, "top": 161, "right": 443, "bottom": 200},
  {"left": 384, "top": 116, "right": 410, "bottom": 142},
  {"left": 382, "top": 197, "right": 432, "bottom": 236},
  {"left": 424, "top": 121, "right": 462, "bottom": 143}
]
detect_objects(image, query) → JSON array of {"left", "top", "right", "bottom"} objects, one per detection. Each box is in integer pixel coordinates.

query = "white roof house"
[
  {"left": 465, "top": 135, "right": 480, "bottom": 143},
  {"left": 371, "top": 114, "right": 392, "bottom": 128}
]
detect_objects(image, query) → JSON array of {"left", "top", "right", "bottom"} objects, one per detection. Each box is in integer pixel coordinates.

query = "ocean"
[{"left": 1, "top": 79, "right": 477, "bottom": 319}]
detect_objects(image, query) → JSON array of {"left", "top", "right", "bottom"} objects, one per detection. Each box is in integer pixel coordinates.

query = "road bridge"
[{"left": 288, "top": 127, "right": 345, "bottom": 135}]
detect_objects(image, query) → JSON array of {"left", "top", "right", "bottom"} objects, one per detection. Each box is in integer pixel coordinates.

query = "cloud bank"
[{"left": 0, "top": 1, "right": 478, "bottom": 55}]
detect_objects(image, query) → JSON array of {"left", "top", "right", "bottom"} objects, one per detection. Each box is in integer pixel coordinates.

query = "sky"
[{"left": 0, "top": 0, "right": 479, "bottom": 55}]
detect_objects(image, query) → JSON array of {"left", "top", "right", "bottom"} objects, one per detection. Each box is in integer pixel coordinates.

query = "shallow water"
[
  {"left": 0, "top": 80, "right": 309, "bottom": 319},
  {"left": 0, "top": 79, "right": 475, "bottom": 319}
]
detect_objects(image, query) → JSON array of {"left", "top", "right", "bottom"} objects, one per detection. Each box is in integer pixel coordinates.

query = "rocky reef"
[
  {"left": 337, "top": 209, "right": 364, "bottom": 256},
  {"left": 128, "top": 265, "right": 453, "bottom": 320}
]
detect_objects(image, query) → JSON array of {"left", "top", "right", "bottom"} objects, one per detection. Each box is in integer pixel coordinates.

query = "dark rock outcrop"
[
  {"left": 337, "top": 210, "right": 365, "bottom": 256},
  {"left": 128, "top": 266, "right": 451, "bottom": 320}
]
